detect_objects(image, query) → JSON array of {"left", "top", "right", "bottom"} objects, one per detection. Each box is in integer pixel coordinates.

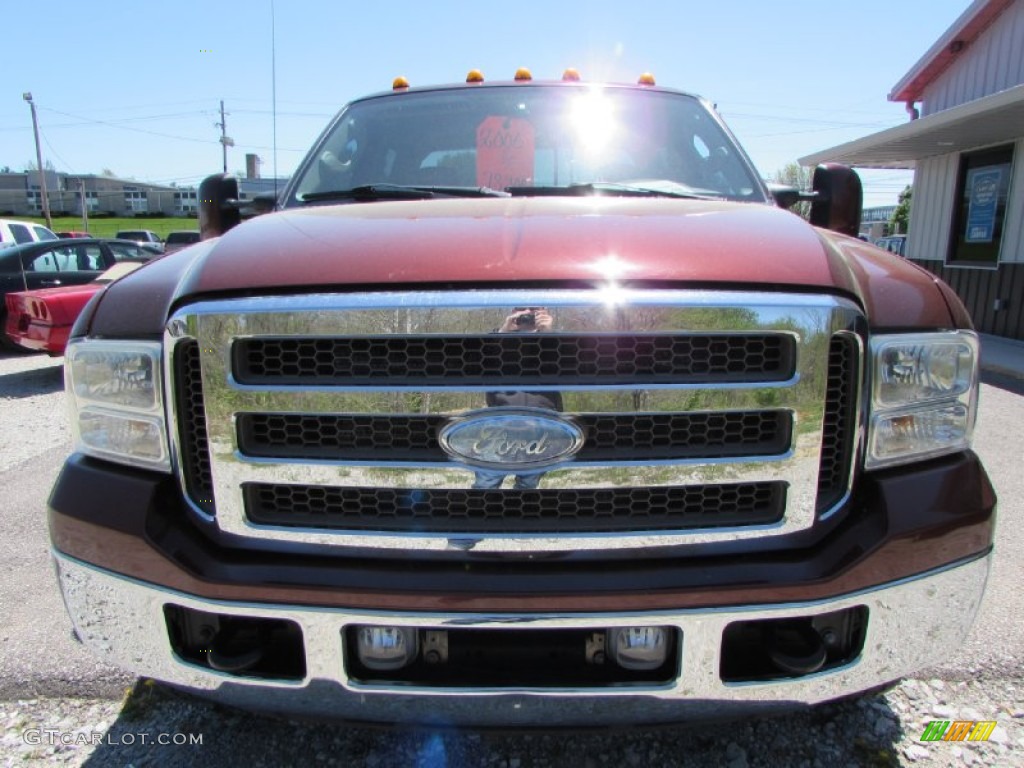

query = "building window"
[
  {"left": 947, "top": 145, "right": 1014, "bottom": 266},
  {"left": 77, "top": 190, "right": 99, "bottom": 212},
  {"left": 26, "top": 188, "right": 42, "bottom": 212},
  {"left": 124, "top": 187, "right": 148, "bottom": 213},
  {"left": 173, "top": 189, "right": 198, "bottom": 215}
]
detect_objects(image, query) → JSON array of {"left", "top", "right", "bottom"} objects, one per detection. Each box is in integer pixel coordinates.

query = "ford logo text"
[{"left": 439, "top": 409, "right": 584, "bottom": 470}]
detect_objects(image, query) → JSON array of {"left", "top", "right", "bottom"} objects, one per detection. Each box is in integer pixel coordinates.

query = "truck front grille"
[
  {"left": 173, "top": 340, "right": 214, "bottom": 516},
  {"left": 244, "top": 481, "right": 786, "bottom": 533},
  {"left": 234, "top": 333, "right": 794, "bottom": 386},
  {"left": 816, "top": 335, "right": 860, "bottom": 513},
  {"left": 169, "top": 289, "right": 862, "bottom": 553},
  {"left": 236, "top": 411, "right": 792, "bottom": 462}
]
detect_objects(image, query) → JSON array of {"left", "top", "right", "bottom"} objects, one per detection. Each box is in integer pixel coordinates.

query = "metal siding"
[
  {"left": 922, "top": 0, "right": 1024, "bottom": 114},
  {"left": 907, "top": 154, "right": 958, "bottom": 262},
  {"left": 1001, "top": 138, "right": 1024, "bottom": 264},
  {"left": 911, "top": 262, "right": 1024, "bottom": 339}
]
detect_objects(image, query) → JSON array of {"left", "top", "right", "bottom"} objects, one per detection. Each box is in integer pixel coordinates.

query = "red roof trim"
[{"left": 889, "top": 0, "right": 1014, "bottom": 103}]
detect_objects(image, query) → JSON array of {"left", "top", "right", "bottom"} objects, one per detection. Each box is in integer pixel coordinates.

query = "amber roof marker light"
[
  {"left": 466, "top": 69, "right": 485, "bottom": 83},
  {"left": 392, "top": 76, "right": 410, "bottom": 91},
  {"left": 514, "top": 67, "right": 533, "bottom": 81},
  {"left": 562, "top": 68, "right": 582, "bottom": 81},
  {"left": 637, "top": 73, "right": 656, "bottom": 86}
]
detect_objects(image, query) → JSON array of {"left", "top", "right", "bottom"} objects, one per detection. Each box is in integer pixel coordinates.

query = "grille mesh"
[
  {"left": 174, "top": 340, "right": 215, "bottom": 515},
  {"left": 236, "top": 411, "right": 793, "bottom": 462},
  {"left": 233, "top": 334, "right": 795, "bottom": 385},
  {"left": 244, "top": 482, "right": 787, "bottom": 533},
  {"left": 816, "top": 334, "right": 859, "bottom": 513}
]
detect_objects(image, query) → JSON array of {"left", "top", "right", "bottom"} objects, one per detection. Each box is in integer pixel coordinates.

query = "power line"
[
  {"left": 38, "top": 126, "right": 74, "bottom": 174},
  {"left": 38, "top": 106, "right": 221, "bottom": 146}
]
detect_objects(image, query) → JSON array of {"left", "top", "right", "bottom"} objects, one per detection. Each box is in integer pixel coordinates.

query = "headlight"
[
  {"left": 866, "top": 332, "right": 978, "bottom": 469},
  {"left": 66, "top": 340, "right": 170, "bottom": 471}
]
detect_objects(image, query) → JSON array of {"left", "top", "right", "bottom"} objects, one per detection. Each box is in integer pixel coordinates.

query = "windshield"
[{"left": 286, "top": 84, "right": 766, "bottom": 205}]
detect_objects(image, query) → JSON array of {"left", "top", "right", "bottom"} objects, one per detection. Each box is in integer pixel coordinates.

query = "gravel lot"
[{"left": 0, "top": 349, "right": 1021, "bottom": 767}]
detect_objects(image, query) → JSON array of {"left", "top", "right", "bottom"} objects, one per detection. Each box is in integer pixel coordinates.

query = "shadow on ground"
[
  {"left": 981, "top": 370, "right": 1024, "bottom": 397},
  {"left": 0, "top": 362, "right": 63, "bottom": 399},
  {"left": 71, "top": 680, "right": 904, "bottom": 768}
]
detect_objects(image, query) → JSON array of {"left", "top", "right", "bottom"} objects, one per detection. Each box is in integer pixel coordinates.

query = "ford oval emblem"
[{"left": 439, "top": 408, "right": 584, "bottom": 470}]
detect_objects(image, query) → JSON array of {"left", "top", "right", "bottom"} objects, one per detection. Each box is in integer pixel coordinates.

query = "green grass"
[{"left": 19, "top": 216, "right": 198, "bottom": 240}]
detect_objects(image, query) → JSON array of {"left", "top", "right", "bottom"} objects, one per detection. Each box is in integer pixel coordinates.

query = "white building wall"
[
  {"left": 1002, "top": 138, "right": 1024, "bottom": 263},
  {"left": 921, "top": 0, "right": 1024, "bottom": 115},
  {"left": 905, "top": 153, "right": 958, "bottom": 262}
]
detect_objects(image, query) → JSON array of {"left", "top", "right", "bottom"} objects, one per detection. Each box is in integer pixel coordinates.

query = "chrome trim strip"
[
  {"left": 164, "top": 290, "right": 864, "bottom": 551},
  {"left": 54, "top": 552, "right": 989, "bottom": 725}
]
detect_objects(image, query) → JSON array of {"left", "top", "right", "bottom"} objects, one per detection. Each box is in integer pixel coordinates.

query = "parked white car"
[{"left": 0, "top": 218, "right": 58, "bottom": 250}]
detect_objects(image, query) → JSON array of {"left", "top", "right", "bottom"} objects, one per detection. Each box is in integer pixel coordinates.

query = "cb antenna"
[{"left": 271, "top": 0, "right": 278, "bottom": 198}]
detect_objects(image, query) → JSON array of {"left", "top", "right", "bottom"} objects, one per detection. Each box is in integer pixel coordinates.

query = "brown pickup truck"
[{"left": 49, "top": 70, "right": 995, "bottom": 726}]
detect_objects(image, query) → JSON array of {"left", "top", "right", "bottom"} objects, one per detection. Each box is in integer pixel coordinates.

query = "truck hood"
[
  {"left": 85, "top": 197, "right": 960, "bottom": 338},
  {"left": 190, "top": 197, "right": 838, "bottom": 290}
]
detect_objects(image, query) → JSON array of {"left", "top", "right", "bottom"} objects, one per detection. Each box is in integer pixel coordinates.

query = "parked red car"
[{"left": 4, "top": 262, "right": 143, "bottom": 355}]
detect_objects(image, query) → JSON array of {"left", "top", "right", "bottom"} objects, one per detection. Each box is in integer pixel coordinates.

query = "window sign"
[
  {"left": 964, "top": 168, "right": 1001, "bottom": 243},
  {"left": 947, "top": 144, "right": 1013, "bottom": 266},
  {"left": 476, "top": 116, "right": 535, "bottom": 189}
]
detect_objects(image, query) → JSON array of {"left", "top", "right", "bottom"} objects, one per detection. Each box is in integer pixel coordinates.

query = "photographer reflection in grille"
[{"left": 472, "top": 307, "right": 564, "bottom": 490}]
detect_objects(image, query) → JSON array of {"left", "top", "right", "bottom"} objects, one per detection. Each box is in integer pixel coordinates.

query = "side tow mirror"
[
  {"left": 199, "top": 173, "right": 241, "bottom": 240},
  {"left": 809, "top": 163, "right": 862, "bottom": 238}
]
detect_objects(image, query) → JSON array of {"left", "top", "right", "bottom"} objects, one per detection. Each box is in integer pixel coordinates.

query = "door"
[{"left": 21, "top": 243, "right": 109, "bottom": 290}]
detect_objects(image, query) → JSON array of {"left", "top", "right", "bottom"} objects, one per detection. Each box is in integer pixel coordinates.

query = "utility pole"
[
  {"left": 215, "top": 100, "right": 234, "bottom": 174},
  {"left": 22, "top": 92, "right": 53, "bottom": 229},
  {"left": 79, "top": 178, "right": 89, "bottom": 232}
]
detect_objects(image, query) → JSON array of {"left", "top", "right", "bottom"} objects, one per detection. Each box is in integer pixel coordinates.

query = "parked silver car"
[{"left": 115, "top": 229, "right": 164, "bottom": 252}]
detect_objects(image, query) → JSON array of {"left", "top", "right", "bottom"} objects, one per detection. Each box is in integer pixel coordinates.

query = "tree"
[
  {"left": 771, "top": 162, "right": 813, "bottom": 221},
  {"left": 890, "top": 185, "right": 912, "bottom": 234},
  {"left": 24, "top": 159, "right": 56, "bottom": 172}
]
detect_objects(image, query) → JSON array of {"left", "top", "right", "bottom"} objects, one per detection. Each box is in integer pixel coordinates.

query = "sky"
[{"left": 0, "top": 0, "right": 978, "bottom": 208}]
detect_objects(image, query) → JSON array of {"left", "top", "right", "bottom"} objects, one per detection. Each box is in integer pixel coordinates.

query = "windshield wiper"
[
  {"left": 505, "top": 181, "right": 721, "bottom": 200},
  {"left": 299, "top": 184, "right": 508, "bottom": 203}
]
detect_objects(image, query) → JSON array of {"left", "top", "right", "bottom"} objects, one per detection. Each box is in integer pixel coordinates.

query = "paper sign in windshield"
[
  {"left": 965, "top": 167, "right": 1001, "bottom": 243},
  {"left": 476, "top": 116, "right": 534, "bottom": 189}
]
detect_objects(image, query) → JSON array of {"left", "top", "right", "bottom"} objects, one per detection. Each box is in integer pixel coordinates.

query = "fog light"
[
  {"left": 356, "top": 626, "right": 418, "bottom": 670},
  {"left": 607, "top": 626, "right": 669, "bottom": 670}
]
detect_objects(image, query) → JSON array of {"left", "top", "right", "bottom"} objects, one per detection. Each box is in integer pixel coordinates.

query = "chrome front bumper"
[{"left": 54, "top": 552, "right": 990, "bottom": 726}]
